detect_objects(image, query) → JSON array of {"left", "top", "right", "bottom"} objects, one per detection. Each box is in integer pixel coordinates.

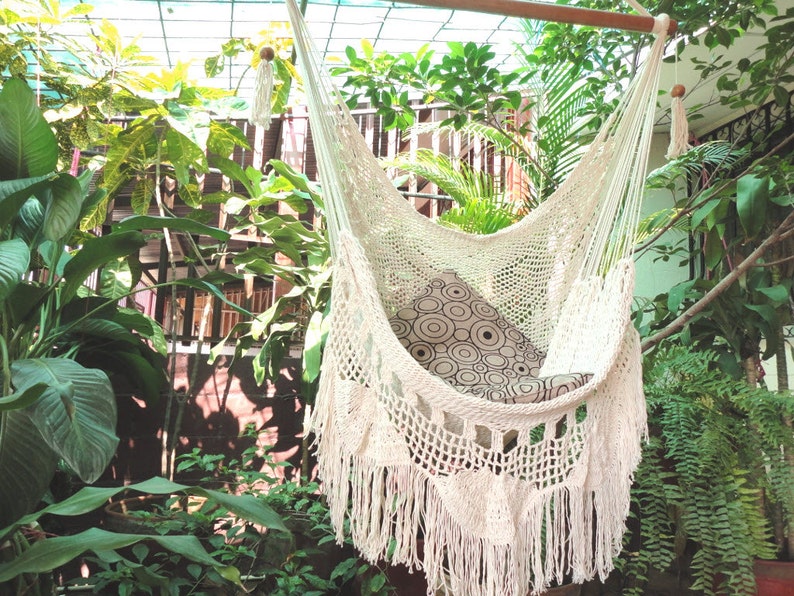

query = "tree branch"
[
  {"left": 641, "top": 208, "right": 794, "bottom": 353},
  {"left": 755, "top": 251, "right": 794, "bottom": 268}
]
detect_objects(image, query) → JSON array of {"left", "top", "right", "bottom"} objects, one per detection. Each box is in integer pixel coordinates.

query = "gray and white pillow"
[{"left": 389, "top": 270, "right": 591, "bottom": 404}]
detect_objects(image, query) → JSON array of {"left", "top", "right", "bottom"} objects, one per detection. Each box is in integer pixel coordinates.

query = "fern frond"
[{"left": 624, "top": 345, "right": 787, "bottom": 594}]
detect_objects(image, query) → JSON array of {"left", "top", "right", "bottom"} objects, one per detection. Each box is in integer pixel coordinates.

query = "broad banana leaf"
[
  {"left": 0, "top": 78, "right": 58, "bottom": 181},
  {"left": 0, "top": 411, "right": 58, "bottom": 528},
  {"left": 10, "top": 359, "right": 118, "bottom": 484}
]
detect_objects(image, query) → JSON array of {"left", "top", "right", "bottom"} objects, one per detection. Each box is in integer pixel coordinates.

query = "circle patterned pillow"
[{"left": 389, "top": 270, "right": 592, "bottom": 404}]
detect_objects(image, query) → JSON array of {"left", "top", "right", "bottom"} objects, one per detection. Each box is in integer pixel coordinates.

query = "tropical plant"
[
  {"left": 0, "top": 77, "right": 174, "bottom": 529},
  {"left": 332, "top": 7, "right": 658, "bottom": 236},
  {"left": 0, "top": 69, "right": 241, "bottom": 526},
  {"left": 172, "top": 429, "right": 394, "bottom": 595},
  {"left": 637, "top": 145, "right": 793, "bottom": 376},
  {"left": 0, "top": 428, "right": 393, "bottom": 594},
  {"left": 0, "top": 475, "right": 288, "bottom": 595},
  {"left": 207, "top": 159, "right": 331, "bottom": 405},
  {"left": 618, "top": 344, "right": 794, "bottom": 595}
]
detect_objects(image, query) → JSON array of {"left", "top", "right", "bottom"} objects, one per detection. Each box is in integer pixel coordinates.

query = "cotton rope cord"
[
  {"left": 250, "top": 46, "right": 275, "bottom": 129},
  {"left": 666, "top": 41, "right": 693, "bottom": 159},
  {"left": 285, "top": 0, "right": 667, "bottom": 593}
]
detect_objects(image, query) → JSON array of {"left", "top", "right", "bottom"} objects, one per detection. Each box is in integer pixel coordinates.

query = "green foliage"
[
  {"left": 0, "top": 474, "right": 288, "bottom": 594},
  {"left": 0, "top": 77, "right": 169, "bottom": 529},
  {"left": 333, "top": 12, "right": 617, "bottom": 222},
  {"left": 620, "top": 345, "right": 794, "bottom": 595},
  {"left": 638, "top": 141, "right": 793, "bottom": 376},
  {"left": 334, "top": 40, "right": 529, "bottom": 131},
  {"left": 1, "top": 429, "right": 393, "bottom": 595},
  {"left": 208, "top": 160, "right": 332, "bottom": 401},
  {"left": 171, "top": 432, "right": 394, "bottom": 595}
]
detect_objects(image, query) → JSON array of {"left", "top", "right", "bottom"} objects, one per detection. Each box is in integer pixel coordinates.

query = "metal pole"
[{"left": 390, "top": 0, "right": 677, "bottom": 35}]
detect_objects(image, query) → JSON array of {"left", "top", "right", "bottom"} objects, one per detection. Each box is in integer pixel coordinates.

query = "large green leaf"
[
  {"left": 0, "top": 175, "right": 50, "bottom": 233},
  {"left": 98, "top": 257, "right": 135, "bottom": 299},
  {"left": 208, "top": 120, "right": 250, "bottom": 156},
  {"left": 114, "top": 308, "right": 169, "bottom": 355},
  {"left": 113, "top": 214, "right": 231, "bottom": 241},
  {"left": 42, "top": 173, "right": 83, "bottom": 242},
  {"left": 269, "top": 159, "right": 324, "bottom": 209},
  {"left": 102, "top": 116, "right": 157, "bottom": 179},
  {"left": 0, "top": 411, "right": 58, "bottom": 528},
  {"left": 61, "top": 230, "right": 146, "bottom": 303},
  {"left": 0, "top": 383, "right": 47, "bottom": 412},
  {"left": 0, "top": 78, "right": 58, "bottom": 180},
  {"left": 3, "top": 477, "right": 288, "bottom": 538},
  {"left": 11, "top": 358, "right": 118, "bottom": 483},
  {"left": 68, "top": 318, "right": 141, "bottom": 346},
  {"left": 0, "top": 528, "right": 234, "bottom": 582},
  {"left": 736, "top": 174, "right": 769, "bottom": 239},
  {"left": 12, "top": 197, "right": 45, "bottom": 247},
  {"left": 165, "top": 128, "right": 208, "bottom": 185},
  {"left": 208, "top": 155, "right": 249, "bottom": 193},
  {"left": 302, "top": 308, "right": 329, "bottom": 386},
  {"left": 0, "top": 238, "right": 30, "bottom": 302}
]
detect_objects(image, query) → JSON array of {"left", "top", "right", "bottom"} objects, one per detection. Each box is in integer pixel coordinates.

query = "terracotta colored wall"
[{"left": 105, "top": 353, "right": 305, "bottom": 486}]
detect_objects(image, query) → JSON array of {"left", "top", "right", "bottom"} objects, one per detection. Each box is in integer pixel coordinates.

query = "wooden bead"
[
  {"left": 670, "top": 84, "right": 686, "bottom": 98},
  {"left": 259, "top": 46, "right": 275, "bottom": 62}
]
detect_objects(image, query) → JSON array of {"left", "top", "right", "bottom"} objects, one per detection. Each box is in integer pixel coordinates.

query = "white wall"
[{"left": 633, "top": 133, "right": 689, "bottom": 302}]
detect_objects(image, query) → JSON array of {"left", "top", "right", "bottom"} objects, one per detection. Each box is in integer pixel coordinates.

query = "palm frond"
[
  {"left": 438, "top": 196, "right": 520, "bottom": 234},
  {"left": 382, "top": 148, "right": 494, "bottom": 206},
  {"left": 634, "top": 207, "right": 688, "bottom": 245},
  {"left": 646, "top": 141, "right": 747, "bottom": 191}
]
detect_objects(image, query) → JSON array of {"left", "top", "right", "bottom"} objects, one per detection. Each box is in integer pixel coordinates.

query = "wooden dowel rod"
[{"left": 390, "top": 0, "right": 678, "bottom": 35}]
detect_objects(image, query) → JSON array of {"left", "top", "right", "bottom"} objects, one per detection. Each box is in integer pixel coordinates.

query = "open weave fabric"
[{"left": 286, "top": 1, "right": 668, "bottom": 593}]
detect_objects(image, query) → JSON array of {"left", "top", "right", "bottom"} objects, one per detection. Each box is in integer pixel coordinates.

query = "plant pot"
[{"left": 754, "top": 559, "right": 794, "bottom": 596}]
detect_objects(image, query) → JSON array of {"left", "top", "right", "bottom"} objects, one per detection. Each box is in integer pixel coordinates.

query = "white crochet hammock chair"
[{"left": 285, "top": 1, "right": 669, "bottom": 594}]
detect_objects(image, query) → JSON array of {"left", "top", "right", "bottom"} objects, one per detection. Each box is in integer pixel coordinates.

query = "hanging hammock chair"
[{"left": 285, "top": 1, "right": 669, "bottom": 593}]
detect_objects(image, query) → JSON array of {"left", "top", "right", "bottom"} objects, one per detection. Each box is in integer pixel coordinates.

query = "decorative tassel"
[
  {"left": 250, "top": 46, "right": 275, "bottom": 129},
  {"left": 665, "top": 84, "right": 691, "bottom": 159}
]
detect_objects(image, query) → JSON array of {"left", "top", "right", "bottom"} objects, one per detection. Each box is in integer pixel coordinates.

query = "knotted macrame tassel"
[
  {"left": 250, "top": 46, "right": 275, "bottom": 129},
  {"left": 665, "top": 84, "right": 691, "bottom": 159}
]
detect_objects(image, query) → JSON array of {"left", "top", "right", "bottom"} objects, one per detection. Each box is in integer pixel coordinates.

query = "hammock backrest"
[{"left": 288, "top": 0, "right": 667, "bottom": 352}]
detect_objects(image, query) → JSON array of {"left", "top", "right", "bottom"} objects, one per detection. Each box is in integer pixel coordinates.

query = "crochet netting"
[{"left": 285, "top": 1, "right": 669, "bottom": 594}]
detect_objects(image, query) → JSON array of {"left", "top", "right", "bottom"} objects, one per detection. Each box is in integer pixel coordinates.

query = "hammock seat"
[{"left": 286, "top": 1, "right": 669, "bottom": 593}]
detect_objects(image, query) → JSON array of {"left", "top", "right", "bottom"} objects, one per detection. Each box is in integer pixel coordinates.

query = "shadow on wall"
[{"left": 106, "top": 353, "right": 306, "bottom": 485}]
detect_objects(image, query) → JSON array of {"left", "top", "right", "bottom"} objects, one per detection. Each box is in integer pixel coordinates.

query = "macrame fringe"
[
  {"left": 250, "top": 47, "right": 275, "bottom": 129},
  {"left": 665, "top": 85, "right": 691, "bottom": 159},
  {"left": 310, "top": 338, "right": 647, "bottom": 596},
  {"left": 315, "top": 433, "right": 638, "bottom": 596}
]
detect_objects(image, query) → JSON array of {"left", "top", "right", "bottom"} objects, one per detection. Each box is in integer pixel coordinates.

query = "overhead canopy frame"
[{"left": 390, "top": 0, "right": 678, "bottom": 35}]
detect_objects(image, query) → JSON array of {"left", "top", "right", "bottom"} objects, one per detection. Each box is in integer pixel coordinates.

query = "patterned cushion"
[
  {"left": 461, "top": 373, "right": 593, "bottom": 405},
  {"left": 389, "top": 270, "right": 591, "bottom": 404}
]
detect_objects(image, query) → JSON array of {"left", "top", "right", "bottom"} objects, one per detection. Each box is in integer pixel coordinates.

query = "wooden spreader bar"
[{"left": 390, "top": 0, "right": 678, "bottom": 35}]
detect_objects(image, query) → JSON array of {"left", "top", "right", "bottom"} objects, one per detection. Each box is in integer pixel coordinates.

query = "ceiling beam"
[{"left": 390, "top": 0, "right": 677, "bottom": 35}]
